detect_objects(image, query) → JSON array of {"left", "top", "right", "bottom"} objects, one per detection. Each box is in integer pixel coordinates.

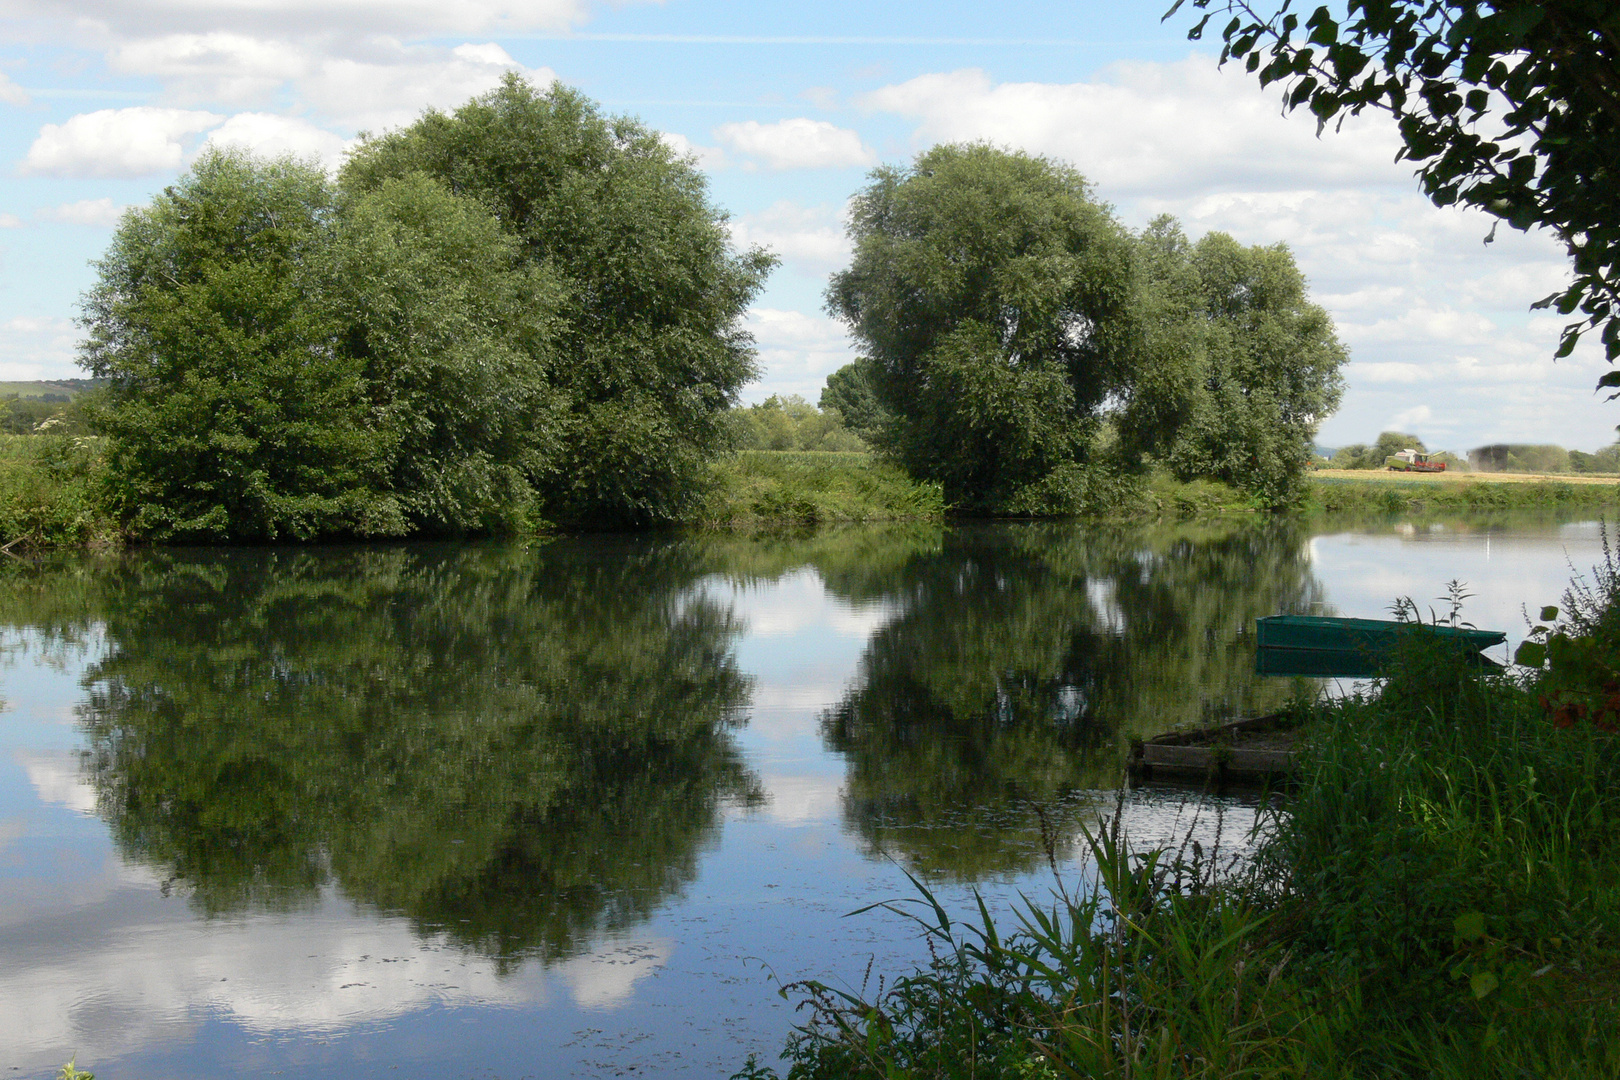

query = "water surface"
[{"left": 0, "top": 514, "right": 1605, "bottom": 1076}]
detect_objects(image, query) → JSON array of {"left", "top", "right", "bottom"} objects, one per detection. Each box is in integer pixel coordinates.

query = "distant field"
[
  {"left": 0, "top": 380, "right": 98, "bottom": 400},
  {"left": 1315, "top": 468, "right": 1620, "bottom": 485}
]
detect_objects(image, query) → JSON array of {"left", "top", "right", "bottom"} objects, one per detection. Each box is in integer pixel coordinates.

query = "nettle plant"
[{"left": 1516, "top": 603, "right": 1620, "bottom": 734}]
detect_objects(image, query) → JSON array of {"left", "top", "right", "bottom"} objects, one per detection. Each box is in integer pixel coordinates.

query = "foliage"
[
  {"left": 734, "top": 395, "right": 867, "bottom": 452},
  {"left": 738, "top": 819, "right": 1343, "bottom": 1080},
  {"left": 1127, "top": 218, "right": 1347, "bottom": 507},
  {"left": 699, "top": 450, "right": 943, "bottom": 528},
  {"left": 819, "top": 358, "right": 890, "bottom": 441},
  {"left": 80, "top": 149, "right": 392, "bottom": 541},
  {"left": 1570, "top": 442, "right": 1620, "bottom": 474},
  {"left": 0, "top": 434, "right": 121, "bottom": 549},
  {"left": 80, "top": 77, "right": 773, "bottom": 540},
  {"left": 1306, "top": 474, "right": 1620, "bottom": 514},
  {"left": 747, "top": 571, "right": 1620, "bottom": 1079},
  {"left": 1168, "top": 1, "right": 1620, "bottom": 379},
  {"left": 827, "top": 144, "right": 1139, "bottom": 513},
  {"left": 18, "top": 541, "right": 762, "bottom": 963},
  {"left": 817, "top": 520, "right": 1312, "bottom": 879},
  {"left": 1264, "top": 621, "right": 1620, "bottom": 1074},
  {"left": 1330, "top": 432, "right": 1428, "bottom": 469},
  {"left": 343, "top": 75, "right": 775, "bottom": 526},
  {"left": 1469, "top": 442, "right": 1574, "bottom": 473},
  {"left": 324, "top": 172, "right": 569, "bottom": 533},
  {"left": 1516, "top": 525, "right": 1620, "bottom": 733}
]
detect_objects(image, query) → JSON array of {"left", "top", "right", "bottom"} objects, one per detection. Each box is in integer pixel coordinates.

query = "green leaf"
[
  {"left": 1539, "top": 605, "right": 1558, "bottom": 622},
  {"left": 1513, "top": 641, "right": 1546, "bottom": 668},
  {"left": 1470, "top": 971, "right": 1499, "bottom": 999},
  {"left": 1454, "top": 911, "right": 1488, "bottom": 943}
]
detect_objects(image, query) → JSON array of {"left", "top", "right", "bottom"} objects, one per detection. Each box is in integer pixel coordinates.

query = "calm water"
[{"left": 0, "top": 515, "right": 1606, "bottom": 1077}]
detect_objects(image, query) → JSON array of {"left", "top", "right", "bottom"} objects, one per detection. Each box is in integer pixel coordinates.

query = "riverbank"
[
  {"left": 740, "top": 602, "right": 1620, "bottom": 1078},
  {"left": 1307, "top": 469, "right": 1620, "bottom": 514},
  {"left": 5, "top": 437, "right": 1618, "bottom": 551},
  {"left": 697, "top": 450, "right": 945, "bottom": 527}
]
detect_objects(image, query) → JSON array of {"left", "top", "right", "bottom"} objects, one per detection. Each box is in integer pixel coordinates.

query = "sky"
[{"left": 0, "top": 0, "right": 1611, "bottom": 454}]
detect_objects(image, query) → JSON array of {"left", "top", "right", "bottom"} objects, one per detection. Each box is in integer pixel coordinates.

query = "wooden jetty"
[{"left": 1130, "top": 712, "right": 1298, "bottom": 785}]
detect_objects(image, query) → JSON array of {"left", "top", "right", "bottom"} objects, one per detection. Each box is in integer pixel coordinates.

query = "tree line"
[
  {"left": 77, "top": 77, "right": 1347, "bottom": 540},
  {"left": 1325, "top": 429, "right": 1620, "bottom": 474}
]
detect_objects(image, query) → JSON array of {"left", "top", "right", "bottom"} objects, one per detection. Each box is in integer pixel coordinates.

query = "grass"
[
  {"left": 0, "top": 434, "right": 121, "bottom": 550},
  {"left": 698, "top": 450, "right": 946, "bottom": 527},
  {"left": 1307, "top": 471, "right": 1620, "bottom": 514},
  {"left": 740, "top": 593, "right": 1620, "bottom": 1079}
]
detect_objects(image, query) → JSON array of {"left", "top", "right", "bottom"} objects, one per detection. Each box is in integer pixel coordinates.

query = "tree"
[
  {"left": 1373, "top": 430, "right": 1427, "bottom": 460},
  {"left": 342, "top": 75, "right": 776, "bottom": 525},
  {"left": 1167, "top": 1, "right": 1620, "bottom": 384},
  {"left": 325, "top": 173, "right": 568, "bottom": 533},
  {"left": 819, "top": 358, "right": 889, "bottom": 440},
  {"left": 1126, "top": 218, "right": 1347, "bottom": 505},
  {"left": 827, "top": 144, "right": 1139, "bottom": 512},
  {"left": 81, "top": 149, "right": 394, "bottom": 541},
  {"left": 81, "top": 150, "right": 568, "bottom": 540}
]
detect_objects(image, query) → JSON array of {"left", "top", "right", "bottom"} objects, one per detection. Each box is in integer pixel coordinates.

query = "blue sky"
[{"left": 0, "top": 0, "right": 1611, "bottom": 452}]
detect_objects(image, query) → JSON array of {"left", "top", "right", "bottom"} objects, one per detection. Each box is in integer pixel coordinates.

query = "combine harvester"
[{"left": 1385, "top": 448, "right": 1447, "bottom": 472}]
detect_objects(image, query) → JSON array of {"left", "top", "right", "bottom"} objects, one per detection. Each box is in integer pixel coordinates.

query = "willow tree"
[
  {"left": 343, "top": 75, "right": 776, "bottom": 525},
  {"left": 827, "top": 144, "right": 1140, "bottom": 514},
  {"left": 1124, "top": 217, "right": 1347, "bottom": 506}
]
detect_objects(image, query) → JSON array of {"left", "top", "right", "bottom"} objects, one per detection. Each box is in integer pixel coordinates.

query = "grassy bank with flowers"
[{"left": 736, "top": 557, "right": 1620, "bottom": 1079}]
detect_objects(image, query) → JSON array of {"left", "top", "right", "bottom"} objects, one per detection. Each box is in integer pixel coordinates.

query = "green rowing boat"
[
  {"left": 1256, "top": 615, "right": 1505, "bottom": 654},
  {"left": 1254, "top": 615, "right": 1506, "bottom": 678}
]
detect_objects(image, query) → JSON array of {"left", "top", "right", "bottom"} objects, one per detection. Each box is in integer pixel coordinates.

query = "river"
[{"left": 0, "top": 513, "right": 1606, "bottom": 1077}]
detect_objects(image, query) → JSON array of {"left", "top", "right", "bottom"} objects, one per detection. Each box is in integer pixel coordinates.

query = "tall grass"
[
  {"left": 699, "top": 450, "right": 946, "bottom": 527},
  {"left": 740, "top": 602, "right": 1620, "bottom": 1079},
  {"left": 0, "top": 433, "right": 121, "bottom": 550}
]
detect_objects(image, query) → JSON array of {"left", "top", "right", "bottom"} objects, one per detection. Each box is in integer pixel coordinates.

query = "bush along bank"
[
  {"left": 1307, "top": 475, "right": 1620, "bottom": 515},
  {"left": 736, "top": 570, "right": 1620, "bottom": 1079},
  {"left": 0, "top": 434, "right": 122, "bottom": 552}
]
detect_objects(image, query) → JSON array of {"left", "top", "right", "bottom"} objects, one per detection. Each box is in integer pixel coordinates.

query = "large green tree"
[
  {"left": 1168, "top": 1, "right": 1620, "bottom": 381},
  {"left": 80, "top": 150, "right": 393, "bottom": 541},
  {"left": 82, "top": 78, "right": 773, "bottom": 541},
  {"left": 827, "top": 144, "right": 1140, "bottom": 513},
  {"left": 1126, "top": 218, "right": 1347, "bottom": 505},
  {"left": 342, "top": 75, "right": 776, "bottom": 524}
]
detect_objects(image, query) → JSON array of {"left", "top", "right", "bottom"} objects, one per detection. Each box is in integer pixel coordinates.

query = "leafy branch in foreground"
[{"left": 1166, "top": 1, "right": 1620, "bottom": 381}]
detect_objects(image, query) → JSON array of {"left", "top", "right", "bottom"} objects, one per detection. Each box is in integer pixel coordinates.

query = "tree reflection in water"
[
  {"left": 63, "top": 540, "right": 760, "bottom": 969},
  {"left": 0, "top": 520, "right": 1325, "bottom": 963},
  {"left": 815, "top": 520, "right": 1325, "bottom": 881}
]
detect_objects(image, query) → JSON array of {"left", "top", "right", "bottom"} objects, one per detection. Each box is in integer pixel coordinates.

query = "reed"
[{"left": 740, "top": 586, "right": 1620, "bottom": 1079}]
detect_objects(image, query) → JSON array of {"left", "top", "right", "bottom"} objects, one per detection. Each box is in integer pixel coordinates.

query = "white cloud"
[
  {"left": 296, "top": 43, "right": 555, "bottom": 133},
  {"left": 729, "top": 201, "right": 850, "bottom": 272},
  {"left": 0, "top": 213, "right": 22, "bottom": 228},
  {"left": 36, "top": 197, "right": 128, "bottom": 226},
  {"left": 10, "top": 0, "right": 603, "bottom": 39},
  {"left": 661, "top": 131, "right": 726, "bottom": 171},
  {"left": 743, "top": 308, "right": 859, "bottom": 404},
  {"left": 715, "top": 118, "right": 876, "bottom": 171},
  {"left": 102, "top": 32, "right": 553, "bottom": 133},
  {"left": 107, "top": 31, "right": 312, "bottom": 106},
  {"left": 0, "top": 316, "right": 79, "bottom": 380},
  {"left": 201, "top": 112, "right": 349, "bottom": 165},
  {"left": 21, "top": 106, "right": 223, "bottom": 177},
  {"left": 1386, "top": 405, "right": 1433, "bottom": 432},
  {"left": 859, "top": 58, "right": 1405, "bottom": 197},
  {"left": 0, "top": 72, "right": 30, "bottom": 107}
]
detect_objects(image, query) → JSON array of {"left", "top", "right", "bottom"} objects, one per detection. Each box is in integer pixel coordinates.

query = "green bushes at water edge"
[
  {"left": 739, "top": 583, "right": 1620, "bottom": 1077},
  {"left": 697, "top": 451, "right": 945, "bottom": 527},
  {"left": 0, "top": 435, "right": 121, "bottom": 550},
  {"left": 1308, "top": 475, "right": 1620, "bottom": 514}
]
